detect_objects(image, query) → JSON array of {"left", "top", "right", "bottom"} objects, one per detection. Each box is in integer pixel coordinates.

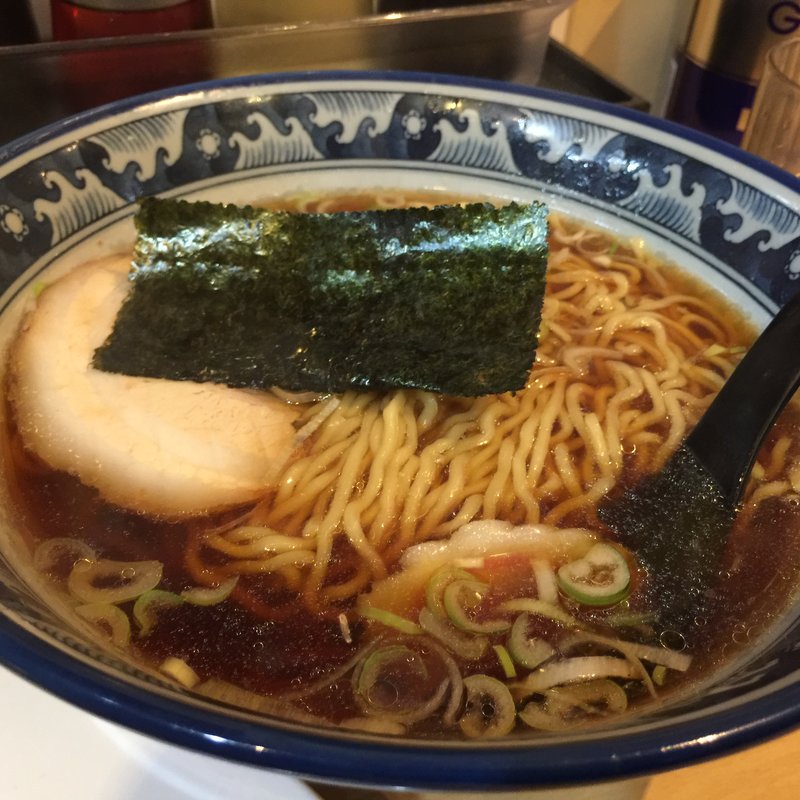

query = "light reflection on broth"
[{"left": 4, "top": 191, "right": 800, "bottom": 739}]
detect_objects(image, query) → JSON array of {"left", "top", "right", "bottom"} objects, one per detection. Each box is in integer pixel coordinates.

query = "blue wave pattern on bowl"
[
  {"left": 3, "top": 77, "right": 800, "bottom": 787},
  {"left": 2, "top": 88, "right": 800, "bottom": 302}
]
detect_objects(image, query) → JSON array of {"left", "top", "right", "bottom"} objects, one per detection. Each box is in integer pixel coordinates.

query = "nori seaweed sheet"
[{"left": 93, "top": 197, "right": 549, "bottom": 396}]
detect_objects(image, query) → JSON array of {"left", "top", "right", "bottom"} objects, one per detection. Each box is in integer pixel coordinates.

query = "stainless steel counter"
[{"left": 0, "top": 26, "right": 645, "bottom": 146}]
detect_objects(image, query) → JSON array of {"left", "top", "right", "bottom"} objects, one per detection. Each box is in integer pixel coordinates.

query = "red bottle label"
[{"left": 50, "top": 0, "right": 212, "bottom": 40}]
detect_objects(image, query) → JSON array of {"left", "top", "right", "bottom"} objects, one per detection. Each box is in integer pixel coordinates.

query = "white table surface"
[{"left": 0, "top": 664, "right": 320, "bottom": 800}]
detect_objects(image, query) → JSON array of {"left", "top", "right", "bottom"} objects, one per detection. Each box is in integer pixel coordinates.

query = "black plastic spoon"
[{"left": 598, "top": 287, "right": 800, "bottom": 633}]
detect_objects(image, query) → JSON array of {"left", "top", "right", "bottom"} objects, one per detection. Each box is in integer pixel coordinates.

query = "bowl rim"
[{"left": 2, "top": 68, "right": 800, "bottom": 790}]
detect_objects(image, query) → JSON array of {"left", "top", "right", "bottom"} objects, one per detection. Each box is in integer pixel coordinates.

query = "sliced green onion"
[
  {"left": 418, "top": 607, "right": 489, "bottom": 661},
  {"left": 512, "top": 656, "right": 638, "bottom": 696},
  {"left": 181, "top": 576, "right": 238, "bottom": 606},
  {"left": 623, "top": 640, "right": 691, "bottom": 672},
  {"left": 653, "top": 665, "right": 668, "bottom": 686},
  {"left": 339, "top": 717, "right": 407, "bottom": 735},
  {"left": 517, "top": 702, "right": 570, "bottom": 731},
  {"left": 499, "top": 598, "right": 578, "bottom": 626},
  {"left": 443, "top": 578, "right": 510, "bottom": 634},
  {"left": 424, "top": 638, "right": 465, "bottom": 728},
  {"left": 561, "top": 630, "right": 692, "bottom": 672},
  {"left": 197, "top": 677, "right": 315, "bottom": 719},
  {"left": 506, "top": 613, "right": 556, "bottom": 670},
  {"left": 557, "top": 543, "right": 630, "bottom": 607},
  {"left": 361, "top": 606, "right": 422, "bottom": 635},
  {"left": 75, "top": 602, "right": 131, "bottom": 648},
  {"left": 519, "top": 679, "right": 628, "bottom": 730},
  {"left": 281, "top": 640, "right": 383, "bottom": 702},
  {"left": 133, "top": 589, "right": 184, "bottom": 637},
  {"left": 459, "top": 674, "right": 517, "bottom": 739},
  {"left": 559, "top": 631, "right": 658, "bottom": 699},
  {"left": 387, "top": 680, "right": 450, "bottom": 725},
  {"left": 159, "top": 656, "right": 200, "bottom": 688},
  {"left": 493, "top": 644, "right": 517, "bottom": 679},
  {"left": 546, "top": 679, "right": 628, "bottom": 715},
  {"left": 34, "top": 537, "right": 96, "bottom": 574},
  {"left": 67, "top": 558, "right": 163, "bottom": 604},
  {"left": 353, "top": 645, "right": 447, "bottom": 724},
  {"left": 425, "top": 565, "right": 474, "bottom": 619},
  {"left": 355, "top": 645, "right": 426, "bottom": 709}
]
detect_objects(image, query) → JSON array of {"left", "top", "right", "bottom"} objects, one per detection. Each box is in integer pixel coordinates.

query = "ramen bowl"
[{"left": 1, "top": 72, "right": 800, "bottom": 792}]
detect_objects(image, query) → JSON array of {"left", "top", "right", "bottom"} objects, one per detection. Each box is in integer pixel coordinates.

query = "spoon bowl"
[{"left": 599, "top": 286, "right": 800, "bottom": 631}]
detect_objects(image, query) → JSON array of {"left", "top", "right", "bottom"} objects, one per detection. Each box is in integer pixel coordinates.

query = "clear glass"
[{"left": 742, "top": 37, "right": 800, "bottom": 174}]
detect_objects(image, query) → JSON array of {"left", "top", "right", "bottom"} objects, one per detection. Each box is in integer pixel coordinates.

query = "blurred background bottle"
[
  {"left": 667, "top": 0, "right": 800, "bottom": 144},
  {"left": 50, "top": 0, "right": 212, "bottom": 40},
  {"left": 0, "top": 0, "right": 38, "bottom": 44},
  {"left": 47, "top": 1, "right": 214, "bottom": 110}
]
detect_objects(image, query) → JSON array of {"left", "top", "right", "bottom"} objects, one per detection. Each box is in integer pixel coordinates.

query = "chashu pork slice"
[{"left": 10, "top": 254, "right": 302, "bottom": 517}]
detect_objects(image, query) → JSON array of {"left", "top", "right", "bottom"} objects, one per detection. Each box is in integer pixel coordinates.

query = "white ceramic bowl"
[{"left": 1, "top": 72, "right": 800, "bottom": 791}]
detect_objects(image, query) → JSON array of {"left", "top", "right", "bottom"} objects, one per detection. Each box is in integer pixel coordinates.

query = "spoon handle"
[{"left": 686, "top": 288, "right": 800, "bottom": 507}]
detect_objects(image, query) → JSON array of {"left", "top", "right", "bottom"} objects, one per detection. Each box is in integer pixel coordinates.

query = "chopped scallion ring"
[
  {"left": 181, "top": 576, "right": 238, "bottom": 606},
  {"left": 133, "top": 589, "right": 184, "bottom": 637},
  {"left": 75, "top": 602, "right": 131, "bottom": 648},
  {"left": 34, "top": 537, "right": 96, "bottom": 575},
  {"left": 443, "top": 578, "right": 510, "bottom": 634},
  {"left": 493, "top": 644, "right": 517, "bottom": 679},
  {"left": 498, "top": 598, "right": 578, "bottom": 626},
  {"left": 459, "top": 675, "right": 516, "bottom": 739},
  {"left": 361, "top": 606, "right": 422, "bottom": 635},
  {"left": 67, "top": 558, "right": 163, "bottom": 605},
  {"left": 557, "top": 543, "right": 630, "bottom": 607},
  {"left": 425, "top": 565, "right": 474, "bottom": 619},
  {"left": 418, "top": 607, "right": 488, "bottom": 660},
  {"left": 355, "top": 645, "right": 427, "bottom": 712},
  {"left": 506, "top": 613, "right": 555, "bottom": 669},
  {"left": 160, "top": 656, "right": 200, "bottom": 688}
]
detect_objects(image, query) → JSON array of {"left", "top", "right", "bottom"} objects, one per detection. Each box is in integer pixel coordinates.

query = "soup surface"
[{"left": 4, "top": 191, "right": 800, "bottom": 739}]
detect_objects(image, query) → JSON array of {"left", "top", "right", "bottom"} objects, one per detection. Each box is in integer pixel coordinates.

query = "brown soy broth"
[
  {"left": 5, "top": 194, "right": 800, "bottom": 736},
  {"left": 140, "top": 599, "right": 361, "bottom": 696},
  {"left": 694, "top": 484, "right": 800, "bottom": 670},
  {"left": 4, "top": 418, "right": 366, "bottom": 694},
  {"left": 5, "top": 424, "right": 188, "bottom": 572}
]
